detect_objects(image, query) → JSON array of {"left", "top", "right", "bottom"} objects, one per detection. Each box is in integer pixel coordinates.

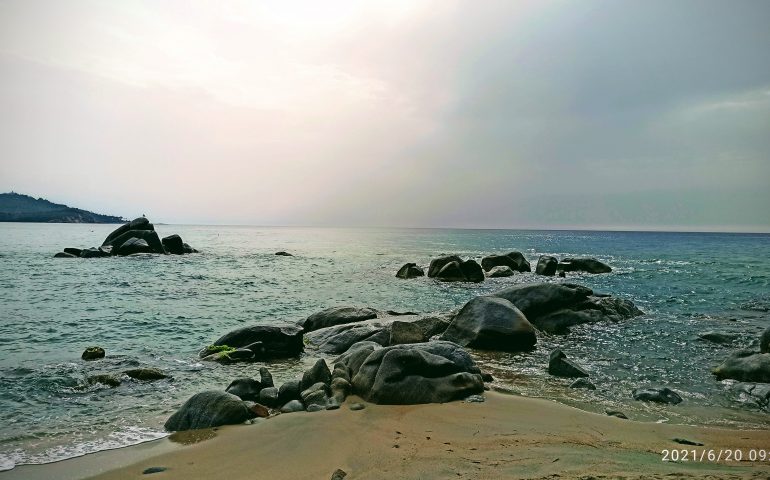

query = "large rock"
[
  {"left": 102, "top": 217, "right": 153, "bottom": 246},
  {"left": 301, "top": 382, "right": 331, "bottom": 411},
  {"left": 164, "top": 391, "right": 256, "bottom": 431},
  {"left": 535, "top": 256, "right": 558, "bottom": 276},
  {"left": 459, "top": 259, "right": 484, "bottom": 282},
  {"left": 713, "top": 352, "right": 770, "bottom": 383},
  {"left": 481, "top": 252, "right": 530, "bottom": 273},
  {"left": 82, "top": 346, "right": 105, "bottom": 360},
  {"left": 434, "top": 259, "right": 484, "bottom": 282},
  {"left": 115, "top": 237, "right": 153, "bottom": 256},
  {"left": 54, "top": 252, "right": 77, "bottom": 258},
  {"left": 632, "top": 387, "right": 683, "bottom": 405},
  {"left": 301, "top": 359, "right": 332, "bottom": 391},
  {"left": 64, "top": 247, "right": 83, "bottom": 256},
  {"left": 208, "top": 323, "right": 303, "bottom": 358},
  {"left": 427, "top": 255, "right": 463, "bottom": 277},
  {"left": 488, "top": 266, "right": 514, "bottom": 278},
  {"left": 440, "top": 297, "right": 536, "bottom": 352},
  {"left": 558, "top": 258, "right": 612, "bottom": 274},
  {"left": 277, "top": 379, "right": 302, "bottom": 405},
  {"left": 161, "top": 234, "right": 185, "bottom": 255},
  {"left": 341, "top": 341, "right": 484, "bottom": 404},
  {"left": 761, "top": 327, "right": 770, "bottom": 354},
  {"left": 396, "top": 263, "right": 425, "bottom": 279},
  {"left": 303, "top": 306, "right": 379, "bottom": 333},
  {"left": 389, "top": 321, "right": 425, "bottom": 345},
  {"left": 225, "top": 378, "right": 263, "bottom": 401},
  {"left": 548, "top": 349, "right": 589, "bottom": 378},
  {"left": 107, "top": 229, "right": 165, "bottom": 255}
]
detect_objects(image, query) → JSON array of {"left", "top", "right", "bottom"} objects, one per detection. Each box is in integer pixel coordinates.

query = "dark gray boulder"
[
  {"left": 713, "top": 352, "right": 770, "bottom": 383},
  {"left": 225, "top": 378, "right": 262, "bottom": 401},
  {"left": 87, "top": 374, "right": 121, "bottom": 388},
  {"left": 277, "top": 379, "right": 302, "bottom": 405},
  {"left": 301, "top": 359, "right": 332, "bottom": 391},
  {"left": 440, "top": 296, "right": 536, "bottom": 352},
  {"left": 209, "top": 323, "right": 303, "bottom": 358},
  {"left": 304, "top": 320, "right": 390, "bottom": 354},
  {"left": 761, "top": 327, "right": 770, "bottom": 354},
  {"left": 632, "top": 387, "right": 683, "bottom": 405},
  {"left": 116, "top": 238, "right": 152, "bottom": 256},
  {"left": 54, "top": 252, "right": 77, "bottom": 258},
  {"left": 109, "top": 229, "right": 165, "bottom": 254},
  {"left": 558, "top": 258, "right": 612, "bottom": 274},
  {"left": 258, "top": 387, "right": 279, "bottom": 408},
  {"left": 161, "top": 234, "right": 185, "bottom": 254},
  {"left": 396, "top": 263, "right": 425, "bottom": 279},
  {"left": 63, "top": 247, "right": 83, "bottom": 256},
  {"left": 488, "top": 266, "right": 514, "bottom": 278},
  {"left": 459, "top": 259, "right": 484, "bottom": 282},
  {"left": 481, "top": 252, "right": 530, "bottom": 273},
  {"left": 259, "top": 367, "right": 274, "bottom": 388},
  {"left": 182, "top": 243, "right": 198, "bottom": 254},
  {"left": 80, "top": 246, "right": 111, "bottom": 258},
  {"left": 342, "top": 341, "right": 484, "bottom": 404},
  {"left": 505, "top": 251, "right": 531, "bottom": 272},
  {"left": 102, "top": 217, "right": 153, "bottom": 246},
  {"left": 427, "top": 255, "right": 463, "bottom": 277},
  {"left": 164, "top": 391, "right": 256, "bottom": 431},
  {"left": 301, "top": 382, "right": 331, "bottom": 411},
  {"left": 535, "top": 256, "right": 558, "bottom": 276},
  {"left": 436, "top": 261, "right": 465, "bottom": 281},
  {"left": 303, "top": 306, "right": 379, "bottom": 333},
  {"left": 82, "top": 346, "right": 105, "bottom": 360},
  {"left": 548, "top": 349, "right": 589, "bottom": 378}
]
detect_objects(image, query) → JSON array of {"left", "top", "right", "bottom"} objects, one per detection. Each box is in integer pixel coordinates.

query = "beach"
[{"left": 5, "top": 391, "right": 768, "bottom": 480}]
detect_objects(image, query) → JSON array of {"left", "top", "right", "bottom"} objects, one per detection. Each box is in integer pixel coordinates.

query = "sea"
[{"left": 0, "top": 223, "right": 768, "bottom": 471}]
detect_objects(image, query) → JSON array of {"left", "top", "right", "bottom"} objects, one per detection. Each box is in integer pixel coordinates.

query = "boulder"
[
  {"left": 440, "top": 297, "right": 536, "bottom": 352},
  {"left": 494, "top": 283, "right": 593, "bottom": 319},
  {"left": 80, "top": 247, "right": 111, "bottom": 258},
  {"left": 632, "top": 387, "right": 683, "bottom": 405},
  {"left": 164, "top": 391, "right": 256, "bottom": 431},
  {"left": 558, "top": 258, "right": 612, "bottom": 274},
  {"left": 459, "top": 259, "right": 484, "bottom": 282},
  {"left": 108, "top": 229, "right": 165, "bottom": 254},
  {"left": 63, "top": 247, "right": 83, "bottom": 256},
  {"left": 548, "top": 349, "right": 589, "bottom": 378},
  {"left": 259, "top": 367, "right": 274, "bottom": 388},
  {"left": 301, "top": 359, "right": 332, "bottom": 391},
  {"left": 161, "top": 234, "right": 185, "bottom": 255},
  {"left": 481, "top": 252, "right": 530, "bottom": 273},
  {"left": 389, "top": 321, "right": 425, "bottom": 345},
  {"left": 116, "top": 238, "right": 152, "bottom": 256},
  {"left": 535, "top": 256, "right": 558, "bottom": 276},
  {"left": 102, "top": 217, "right": 153, "bottom": 246},
  {"left": 713, "top": 352, "right": 770, "bottom": 383},
  {"left": 275, "top": 251, "right": 293, "bottom": 256},
  {"left": 225, "top": 378, "right": 262, "bottom": 401},
  {"left": 280, "top": 400, "right": 305, "bottom": 413},
  {"left": 342, "top": 341, "right": 484, "bottom": 404},
  {"left": 761, "top": 327, "right": 770, "bottom": 354},
  {"left": 396, "top": 263, "right": 425, "bottom": 279},
  {"left": 436, "top": 261, "right": 465, "bottom": 281},
  {"left": 488, "top": 266, "right": 514, "bottom": 278},
  {"left": 730, "top": 383, "right": 770, "bottom": 410},
  {"left": 304, "top": 320, "right": 390, "bottom": 354},
  {"left": 277, "top": 379, "right": 302, "bottom": 405},
  {"left": 258, "top": 387, "right": 280, "bottom": 408},
  {"left": 303, "top": 306, "right": 379, "bottom": 333},
  {"left": 54, "top": 252, "right": 77, "bottom": 258},
  {"left": 182, "top": 243, "right": 198, "bottom": 254},
  {"left": 427, "top": 255, "right": 463, "bottom": 277},
  {"left": 124, "top": 368, "right": 167, "bottom": 381},
  {"left": 209, "top": 323, "right": 303, "bottom": 358},
  {"left": 82, "top": 346, "right": 105, "bottom": 360},
  {"left": 301, "top": 382, "right": 331, "bottom": 411},
  {"left": 697, "top": 331, "right": 739, "bottom": 344}
]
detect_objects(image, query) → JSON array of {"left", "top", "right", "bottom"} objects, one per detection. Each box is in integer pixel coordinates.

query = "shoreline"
[{"left": 4, "top": 392, "right": 768, "bottom": 480}]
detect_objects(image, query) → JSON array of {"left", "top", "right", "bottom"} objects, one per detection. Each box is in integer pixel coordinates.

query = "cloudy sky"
[{"left": 1, "top": 0, "right": 768, "bottom": 230}]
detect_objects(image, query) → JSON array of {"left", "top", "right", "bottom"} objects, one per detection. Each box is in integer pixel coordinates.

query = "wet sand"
[{"left": 5, "top": 392, "right": 769, "bottom": 480}]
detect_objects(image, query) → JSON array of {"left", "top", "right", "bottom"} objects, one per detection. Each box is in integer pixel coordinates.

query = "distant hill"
[{"left": 0, "top": 192, "right": 125, "bottom": 223}]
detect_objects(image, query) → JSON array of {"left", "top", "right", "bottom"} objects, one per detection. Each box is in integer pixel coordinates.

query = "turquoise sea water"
[{"left": 0, "top": 223, "right": 768, "bottom": 470}]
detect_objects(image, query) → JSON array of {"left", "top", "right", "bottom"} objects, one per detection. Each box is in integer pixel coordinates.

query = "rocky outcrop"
[
  {"left": 493, "top": 283, "right": 642, "bottom": 334},
  {"left": 82, "top": 346, "right": 105, "bottom": 360},
  {"left": 396, "top": 263, "right": 425, "bottom": 279},
  {"left": 557, "top": 258, "right": 612, "bottom": 274},
  {"left": 548, "top": 349, "right": 589, "bottom": 378},
  {"left": 164, "top": 391, "right": 257, "bottom": 431},
  {"left": 205, "top": 323, "right": 304, "bottom": 359},
  {"left": 440, "top": 297, "right": 536, "bottom": 352},
  {"left": 632, "top": 387, "right": 683, "bottom": 405},
  {"left": 303, "top": 306, "right": 379, "bottom": 333},
  {"left": 481, "top": 252, "right": 531, "bottom": 273},
  {"left": 338, "top": 341, "right": 484, "bottom": 404},
  {"left": 713, "top": 352, "right": 770, "bottom": 383},
  {"left": 535, "top": 256, "right": 558, "bottom": 276}
]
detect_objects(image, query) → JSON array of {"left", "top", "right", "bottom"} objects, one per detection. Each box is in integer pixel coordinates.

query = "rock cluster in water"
[
  {"left": 396, "top": 252, "right": 612, "bottom": 282},
  {"left": 53, "top": 217, "right": 198, "bottom": 258}
]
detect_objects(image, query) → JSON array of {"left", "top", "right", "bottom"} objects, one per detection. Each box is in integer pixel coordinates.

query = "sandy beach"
[{"left": 5, "top": 392, "right": 768, "bottom": 480}]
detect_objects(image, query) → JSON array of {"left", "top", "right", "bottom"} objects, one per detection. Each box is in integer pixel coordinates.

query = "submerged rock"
[
  {"left": 79, "top": 246, "right": 111, "bottom": 258},
  {"left": 440, "top": 296, "right": 536, "bottom": 352},
  {"left": 713, "top": 352, "right": 770, "bottom": 383},
  {"left": 82, "top": 346, "right": 105, "bottom": 361},
  {"left": 396, "top": 263, "right": 425, "bottom": 279},
  {"left": 124, "top": 368, "right": 168, "bottom": 381},
  {"left": 569, "top": 378, "right": 596, "bottom": 390},
  {"left": 275, "top": 251, "right": 293, "bottom": 256},
  {"left": 164, "top": 391, "right": 257, "bottom": 431},
  {"left": 548, "top": 349, "right": 589, "bottom": 378},
  {"left": 535, "top": 256, "right": 558, "bottom": 276},
  {"left": 632, "top": 387, "right": 683, "bottom": 405},
  {"left": 87, "top": 374, "right": 121, "bottom": 388},
  {"left": 208, "top": 323, "right": 303, "bottom": 358},
  {"left": 303, "top": 306, "right": 379, "bottom": 333},
  {"left": 557, "top": 258, "right": 612, "bottom": 274},
  {"left": 698, "top": 331, "right": 739, "bottom": 344}
]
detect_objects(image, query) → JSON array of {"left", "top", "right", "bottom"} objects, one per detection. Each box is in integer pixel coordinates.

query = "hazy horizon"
[{"left": 2, "top": 1, "right": 769, "bottom": 231}]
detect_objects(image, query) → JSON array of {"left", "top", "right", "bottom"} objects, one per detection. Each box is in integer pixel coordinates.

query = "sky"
[{"left": 1, "top": 0, "right": 769, "bottom": 231}]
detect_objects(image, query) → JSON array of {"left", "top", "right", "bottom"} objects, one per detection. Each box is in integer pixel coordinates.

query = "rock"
[
  {"left": 569, "top": 378, "right": 596, "bottom": 390},
  {"left": 275, "top": 251, "right": 293, "bottom": 256},
  {"left": 305, "top": 320, "right": 390, "bottom": 354},
  {"left": 349, "top": 402, "right": 365, "bottom": 411},
  {"left": 108, "top": 229, "right": 165, "bottom": 255},
  {"left": 409, "top": 313, "right": 453, "bottom": 339},
  {"left": 731, "top": 382, "right": 770, "bottom": 410},
  {"left": 436, "top": 261, "right": 465, "bottom": 281},
  {"left": 440, "top": 296, "right": 536, "bottom": 352},
  {"left": 82, "top": 346, "right": 105, "bottom": 360},
  {"left": 182, "top": 243, "right": 198, "bottom": 254},
  {"left": 464, "top": 394, "right": 485, "bottom": 403},
  {"left": 54, "top": 252, "right": 77, "bottom": 258},
  {"left": 102, "top": 217, "right": 153, "bottom": 246},
  {"left": 330, "top": 468, "right": 347, "bottom": 480},
  {"left": 258, "top": 387, "right": 279, "bottom": 408},
  {"left": 605, "top": 409, "right": 628, "bottom": 419},
  {"left": 427, "top": 255, "right": 463, "bottom": 277},
  {"left": 116, "top": 238, "right": 152, "bottom": 256},
  {"left": 87, "top": 374, "right": 121, "bottom": 388},
  {"left": 330, "top": 377, "right": 351, "bottom": 403},
  {"left": 342, "top": 341, "right": 484, "bottom": 404},
  {"left": 124, "top": 368, "right": 168, "bottom": 381},
  {"left": 79, "top": 246, "right": 111, "bottom": 258},
  {"left": 209, "top": 323, "right": 304, "bottom": 358},
  {"left": 713, "top": 353, "right": 770, "bottom": 383},
  {"left": 558, "top": 258, "right": 612, "bottom": 274},
  {"left": 303, "top": 306, "right": 379, "bottom": 333},
  {"left": 277, "top": 379, "right": 302, "bottom": 405},
  {"left": 558, "top": 271, "right": 566, "bottom": 278},
  {"left": 164, "top": 391, "right": 256, "bottom": 431},
  {"left": 142, "top": 467, "right": 168, "bottom": 475},
  {"left": 301, "top": 382, "right": 331, "bottom": 410},
  {"left": 301, "top": 358, "right": 332, "bottom": 391},
  {"left": 481, "top": 252, "right": 530, "bottom": 273},
  {"left": 225, "top": 378, "right": 262, "bottom": 401},
  {"left": 761, "top": 327, "right": 770, "bottom": 354},
  {"left": 259, "top": 367, "right": 274, "bottom": 388},
  {"left": 548, "top": 349, "right": 589, "bottom": 378},
  {"left": 280, "top": 399, "right": 305, "bottom": 413},
  {"left": 161, "top": 235, "right": 185, "bottom": 254},
  {"left": 632, "top": 387, "right": 683, "bottom": 404},
  {"left": 506, "top": 251, "right": 531, "bottom": 272},
  {"left": 389, "top": 320, "right": 425, "bottom": 345},
  {"left": 535, "top": 256, "right": 558, "bottom": 276},
  {"left": 488, "top": 266, "right": 514, "bottom": 278},
  {"left": 396, "top": 263, "right": 425, "bottom": 279},
  {"left": 459, "top": 259, "right": 484, "bottom": 282},
  {"left": 63, "top": 247, "right": 82, "bottom": 256},
  {"left": 494, "top": 283, "right": 593, "bottom": 318},
  {"left": 698, "top": 331, "right": 739, "bottom": 344}
]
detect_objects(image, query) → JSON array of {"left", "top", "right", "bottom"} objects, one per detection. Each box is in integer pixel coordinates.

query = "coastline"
[{"left": 4, "top": 392, "right": 768, "bottom": 480}]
